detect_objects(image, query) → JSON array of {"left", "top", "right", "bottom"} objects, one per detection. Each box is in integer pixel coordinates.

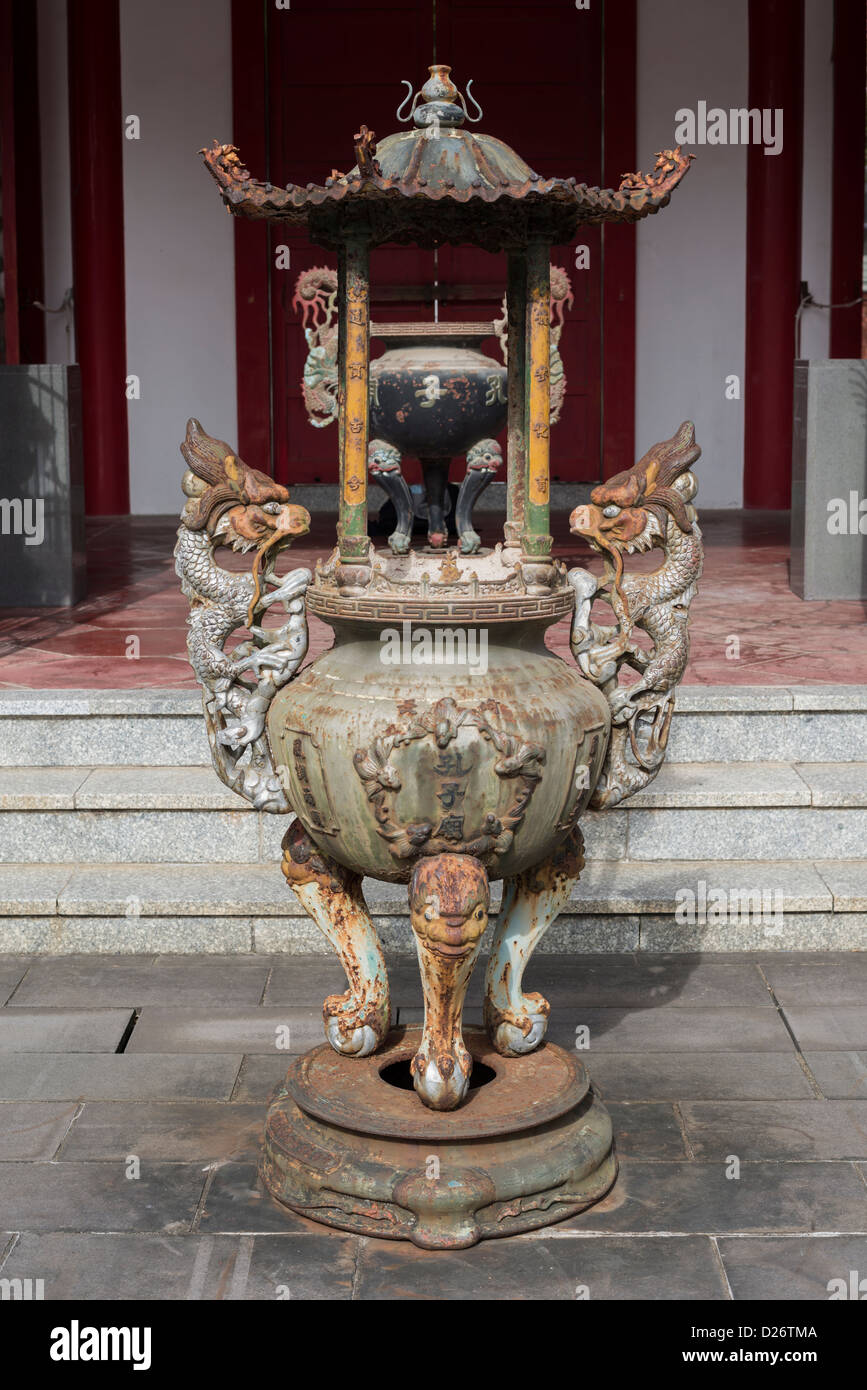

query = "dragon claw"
[
  {"left": 325, "top": 1018, "right": 379, "bottom": 1058},
  {"left": 490, "top": 1013, "right": 548, "bottom": 1057},
  {"left": 411, "top": 1049, "right": 472, "bottom": 1111},
  {"left": 567, "top": 567, "right": 598, "bottom": 600},
  {"left": 261, "top": 567, "right": 312, "bottom": 610},
  {"left": 323, "top": 988, "right": 390, "bottom": 1058}
]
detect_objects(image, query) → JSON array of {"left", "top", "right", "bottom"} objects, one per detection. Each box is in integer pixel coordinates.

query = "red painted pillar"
[
  {"left": 13, "top": 0, "right": 46, "bottom": 364},
  {"left": 67, "top": 0, "right": 129, "bottom": 514},
  {"left": 830, "top": 0, "right": 866, "bottom": 358},
  {"left": 231, "top": 0, "right": 272, "bottom": 475},
  {"left": 0, "top": 0, "right": 46, "bottom": 366},
  {"left": 743, "top": 0, "right": 804, "bottom": 510},
  {"left": 602, "top": 0, "right": 637, "bottom": 480},
  {"left": 0, "top": 0, "right": 20, "bottom": 364}
]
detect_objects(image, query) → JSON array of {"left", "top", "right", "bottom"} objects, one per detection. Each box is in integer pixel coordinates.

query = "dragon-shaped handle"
[
  {"left": 174, "top": 419, "right": 312, "bottom": 813},
  {"left": 568, "top": 421, "right": 704, "bottom": 810}
]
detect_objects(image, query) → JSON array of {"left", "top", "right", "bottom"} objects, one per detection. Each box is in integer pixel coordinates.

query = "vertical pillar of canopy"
[
  {"left": 523, "top": 240, "right": 552, "bottom": 555},
  {"left": 338, "top": 234, "right": 370, "bottom": 558},
  {"left": 504, "top": 252, "right": 528, "bottom": 546}
]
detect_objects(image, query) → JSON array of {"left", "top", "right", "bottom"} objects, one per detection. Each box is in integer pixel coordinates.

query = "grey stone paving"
[
  {"left": 0, "top": 1008, "right": 133, "bottom": 1052},
  {"left": 126, "top": 1006, "right": 323, "bottom": 1055},
  {"left": 0, "top": 950, "right": 864, "bottom": 1301}
]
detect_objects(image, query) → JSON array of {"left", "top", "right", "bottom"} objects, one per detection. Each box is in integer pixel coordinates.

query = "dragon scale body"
[
  {"left": 175, "top": 526, "right": 256, "bottom": 685},
  {"left": 617, "top": 518, "right": 703, "bottom": 704},
  {"left": 173, "top": 419, "right": 312, "bottom": 812},
  {"left": 568, "top": 422, "right": 705, "bottom": 808}
]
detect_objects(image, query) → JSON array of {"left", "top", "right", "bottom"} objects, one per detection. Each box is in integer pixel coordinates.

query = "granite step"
[
  {"left": 0, "top": 761, "right": 864, "bottom": 865},
  {"left": 1, "top": 686, "right": 865, "bottom": 766},
  {"left": 0, "top": 857, "right": 862, "bottom": 954}
]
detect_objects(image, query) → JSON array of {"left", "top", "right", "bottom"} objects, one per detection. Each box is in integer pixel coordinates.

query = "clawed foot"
[
  {"left": 410, "top": 1041, "right": 472, "bottom": 1110},
  {"left": 485, "top": 991, "right": 551, "bottom": 1057},
  {"left": 388, "top": 530, "right": 412, "bottom": 555},
  {"left": 323, "top": 989, "right": 390, "bottom": 1058}
]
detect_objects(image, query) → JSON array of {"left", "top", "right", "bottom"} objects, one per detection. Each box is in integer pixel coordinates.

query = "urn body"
[
  {"left": 268, "top": 616, "right": 610, "bottom": 885},
  {"left": 369, "top": 338, "right": 507, "bottom": 460}
]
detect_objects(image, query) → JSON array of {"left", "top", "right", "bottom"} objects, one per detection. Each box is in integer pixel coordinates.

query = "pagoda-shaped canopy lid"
[
  {"left": 202, "top": 64, "right": 693, "bottom": 251},
  {"left": 366, "top": 65, "right": 536, "bottom": 193}
]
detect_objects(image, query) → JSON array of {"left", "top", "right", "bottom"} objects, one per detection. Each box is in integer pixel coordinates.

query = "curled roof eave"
[{"left": 200, "top": 141, "right": 695, "bottom": 230}]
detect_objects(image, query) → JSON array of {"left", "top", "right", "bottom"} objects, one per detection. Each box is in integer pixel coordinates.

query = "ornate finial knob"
[
  {"left": 395, "top": 64, "right": 483, "bottom": 129},
  {"left": 420, "top": 64, "right": 459, "bottom": 105}
]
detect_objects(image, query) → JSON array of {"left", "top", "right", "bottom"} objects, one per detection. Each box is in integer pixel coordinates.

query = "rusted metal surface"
[
  {"left": 281, "top": 820, "right": 391, "bottom": 1057},
  {"left": 352, "top": 696, "right": 547, "bottom": 864},
  {"left": 263, "top": 1024, "right": 617, "bottom": 1247},
  {"left": 505, "top": 252, "right": 527, "bottom": 546},
  {"left": 484, "top": 825, "right": 586, "bottom": 1056},
  {"left": 407, "top": 855, "right": 489, "bottom": 1110},
  {"left": 305, "top": 581, "right": 575, "bottom": 625},
  {"left": 338, "top": 236, "right": 370, "bottom": 559},
  {"left": 201, "top": 138, "right": 693, "bottom": 251},
  {"left": 523, "top": 241, "right": 552, "bottom": 556},
  {"left": 283, "top": 1025, "right": 589, "bottom": 1141},
  {"left": 200, "top": 67, "right": 692, "bottom": 253}
]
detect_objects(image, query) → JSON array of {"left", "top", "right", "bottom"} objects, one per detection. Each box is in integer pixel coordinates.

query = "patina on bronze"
[
  {"left": 178, "top": 63, "right": 699, "bottom": 1248},
  {"left": 264, "top": 1026, "right": 616, "bottom": 1249}
]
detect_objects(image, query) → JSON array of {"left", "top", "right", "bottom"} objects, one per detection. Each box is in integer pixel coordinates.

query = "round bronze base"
[{"left": 262, "top": 1026, "right": 617, "bottom": 1249}]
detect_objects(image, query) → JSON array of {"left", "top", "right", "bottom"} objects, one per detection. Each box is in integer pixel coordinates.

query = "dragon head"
[
  {"left": 409, "top": 855, "right": 489, "bottom": 961},
  {"left": 180, "top": 418, "right": 310, "bottom": 621},
  {"left": 570, "top": 420, "right": 699, "bottom": 572},
  {"left": 466, "top": 438, "right": 503, "bottom": 473}
]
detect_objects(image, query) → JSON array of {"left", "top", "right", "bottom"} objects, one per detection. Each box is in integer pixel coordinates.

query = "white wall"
[
  {"left": 37, "top": 0, "right": 74, "bottom": 364},
  {"left": 635, "top": 0, "right": 748, "bottom": 508},
  {"left": 799, "top": 0, "right": 834, "bottom": 360},
  {"left": 635, "top": 0, "right": 836, "bottom": 508},
  {"left": 120, "top": 0, "right": 237, "bottom": 514}
]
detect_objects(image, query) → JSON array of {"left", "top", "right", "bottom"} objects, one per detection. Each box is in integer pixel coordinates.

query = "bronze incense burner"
[{"left": 176, "top": 64, "right": 699, "bottom": 1247}]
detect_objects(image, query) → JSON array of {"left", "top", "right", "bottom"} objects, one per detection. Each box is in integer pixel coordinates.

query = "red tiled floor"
[{"left": 0, "top": 511, "right": 863, "bottom": 688}]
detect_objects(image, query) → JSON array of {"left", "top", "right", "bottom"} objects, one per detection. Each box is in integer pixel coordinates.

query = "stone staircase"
[{"left": 0, "top": 686, "right": 864, "bottom": 954}]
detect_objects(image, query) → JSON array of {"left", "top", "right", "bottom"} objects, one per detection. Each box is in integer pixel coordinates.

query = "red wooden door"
[
  {"left": 434, "top": 0, "right": 603, "bottom": 486},
  {"left": 257, "top": 0, "right": 608, "bottom": 486}
]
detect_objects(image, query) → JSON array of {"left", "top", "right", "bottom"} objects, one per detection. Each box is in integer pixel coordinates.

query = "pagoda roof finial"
[{"left": 395, "top": 63, "right": 483, "bottom": 130}]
